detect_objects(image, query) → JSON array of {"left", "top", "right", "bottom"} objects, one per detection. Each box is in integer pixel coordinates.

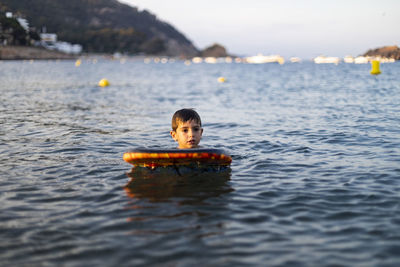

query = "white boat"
[
  {"left": 204, "top": 57, "right": 217, "bottom": 64},
  {"left": 192, "top": 57, "right": 203, "bottom": 63},
  {"left": 313, "top": 56, "right": 340, "bottom": 64},
  {"left": 244, "top": 54, "right": 285, "bottom": 64},
  {"left": 290, "top": 57, "right": 301, "bottom": 63},
  {"left": 343, "top": 56, "right": 354, "bottom": 63},
  {"left": 354, "top": 56, "right": 368, "bottom": 64}
]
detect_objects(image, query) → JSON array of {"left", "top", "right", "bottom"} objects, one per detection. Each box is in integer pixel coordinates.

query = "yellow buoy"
[
  {"left": 98, "top": 78, "right": 110, "bottom": 87},
  {"left": 370, "top": 60, "right": 381, "bottom": 75},
  {"left": 218, "top": 77, "right": 226, "bottom": 83},
  {"left": 75, "top": 59, "right": 81, "bottom": 67}
]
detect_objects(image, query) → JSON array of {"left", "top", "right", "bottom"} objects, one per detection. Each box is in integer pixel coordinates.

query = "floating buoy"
[
  {"left": 75, "top": 59, "right": 81, "bottom": 67},
  {"left": 98, "top": 78, "right": 110, "bottom": 87},
  {"left": 218, "top": 77, "right": 226, "bottom": 83},
  {"left": 370, "top": 60, "right": 381, "bottom": 75}
]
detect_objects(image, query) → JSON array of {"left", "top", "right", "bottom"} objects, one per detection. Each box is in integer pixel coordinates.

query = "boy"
[{"left": 170, "top": 109, "right": 203, "bottom": 149}]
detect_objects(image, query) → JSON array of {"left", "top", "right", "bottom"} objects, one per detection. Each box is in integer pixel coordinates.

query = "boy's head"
[{"left": 170, "top": 109, "right": 203, "bottom": 149}]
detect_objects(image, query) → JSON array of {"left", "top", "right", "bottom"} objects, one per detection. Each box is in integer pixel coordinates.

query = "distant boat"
[
  {"left": 378, "top": 57, "right": 395, "bottom": 63},
  {"left": 290, "top": 57, "right": 301, "bottom": 63},
  {"left": 244, "top": 54, "right": 285, "bottom": 64},
  {"left": 204, "top": 57, "right": 217, "bottom": 64},
  {"left": 313, "top": 56, "right": 340, "bottom": 64},
  {"left": 343, "top": 55, "right": 354, "bottom": 63},
  {"left": 192, "top": 57, "right": 203, "bottom": 63},
  {"left": 224, "top": 57, "right": 233, "bottom": 63},
  {"left": 354, "top": 56, "right": 368, "bottom": 64}
]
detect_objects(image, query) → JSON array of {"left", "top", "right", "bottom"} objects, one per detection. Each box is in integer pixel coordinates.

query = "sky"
[{"left": 119, "top": 0, "right": 400, "bottom": 59}]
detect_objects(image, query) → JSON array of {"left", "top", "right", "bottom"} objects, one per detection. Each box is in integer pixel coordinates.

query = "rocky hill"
[
  {"left": 0, "top": 0, "right": 198, "bottom": 57},
  {"left": 199, "top": 43, "right": 230, "bottom": 57},
  {"left": 363, "top": 45, "right": 400, "bottom": 60}
]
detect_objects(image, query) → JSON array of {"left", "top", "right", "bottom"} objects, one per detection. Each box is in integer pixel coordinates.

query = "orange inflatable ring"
[{"left": 123, "top": 148, "right": 232, "bottom": 168}]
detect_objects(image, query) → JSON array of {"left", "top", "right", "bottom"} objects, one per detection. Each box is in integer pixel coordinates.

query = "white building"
[
  {"left": 40, "top": 33, "right": 58, "bottom": 49},
  {"left": 17, "top": 18, "right": 29, "bottom": 31},
  {"left": 39, "top": 33, "right": 82, "bottom": 54},
  {"left": 55, "top": 42, "right": 82, "bottom": 54},
  {"left": 40, "top": 33, "right": 57, "bottom": 43},
  {"left": 4, "top": 12, "right": 29, "bottom": 31}
]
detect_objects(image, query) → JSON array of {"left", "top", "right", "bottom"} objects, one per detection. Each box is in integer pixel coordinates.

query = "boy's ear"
[{"left": 170, "top": 130, "right": 177, "bottom": 141}]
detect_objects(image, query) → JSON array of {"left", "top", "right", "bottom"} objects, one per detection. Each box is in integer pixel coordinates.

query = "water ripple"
[{"left": 1, "top": 61, "right": 400, "bottom": 266}]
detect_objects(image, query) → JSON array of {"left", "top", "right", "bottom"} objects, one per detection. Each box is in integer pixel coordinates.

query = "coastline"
[{"left": 0, "top": 45, "right": 78, "bottom": 60}]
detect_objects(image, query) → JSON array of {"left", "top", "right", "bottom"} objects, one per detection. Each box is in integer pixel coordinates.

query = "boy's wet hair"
[{"left": 171, "top": 108, "right": 202, "bottom": 131}]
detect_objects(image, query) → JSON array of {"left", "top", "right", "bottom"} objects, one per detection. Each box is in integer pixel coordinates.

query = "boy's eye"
[
  {"left": 183, "top": 129, "right": 188, "bottom": 133},
  {"left": 194, "top": 127, "right": 200, "bottom": 132}
]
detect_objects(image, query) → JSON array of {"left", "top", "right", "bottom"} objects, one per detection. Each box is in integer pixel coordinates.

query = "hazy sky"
[{"left": 119, "top": 0, "right": 400, "bottom": 59}]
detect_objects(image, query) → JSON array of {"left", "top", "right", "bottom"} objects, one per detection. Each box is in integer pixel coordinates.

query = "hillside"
[{"left": 0, "top": 0, "right": 198, "bottom": 57}]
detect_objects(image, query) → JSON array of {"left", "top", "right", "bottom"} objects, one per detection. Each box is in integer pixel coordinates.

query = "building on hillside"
[
  {"left": 39, "top": 33, "right": 82, "bottom": 54},
  {"left": 55, "top": 42, "right": 82, "bottom": 54},
  {"left": 16, "top": 18, "right": 29, "bottom": 31},
  {"left": 40, "top": 33, "right": 57, "bottom": 48}
]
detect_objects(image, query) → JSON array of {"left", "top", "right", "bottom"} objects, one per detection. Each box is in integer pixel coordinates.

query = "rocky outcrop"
[
  {"left": 363, "top": 45, "right": 400, "bottom": 60},
  {"left": 199, "top": 43, "right": 229, "bottom": 57}
]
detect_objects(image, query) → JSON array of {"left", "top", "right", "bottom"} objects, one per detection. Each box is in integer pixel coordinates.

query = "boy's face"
[{"left": 170, "top": 119, "right": 203, "bottom": 149}]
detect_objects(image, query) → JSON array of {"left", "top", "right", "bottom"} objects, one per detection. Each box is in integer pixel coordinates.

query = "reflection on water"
[
  {"left": 124, "top": 165, "right": 233, "bottom": 203},
  {"left": 124, "top": 166, "right": 234, "bottom": 238}
]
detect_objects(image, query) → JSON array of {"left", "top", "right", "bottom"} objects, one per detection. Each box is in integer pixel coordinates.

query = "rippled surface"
[{"left": 1, "top": 59, "right": 400, "bottom": 266}]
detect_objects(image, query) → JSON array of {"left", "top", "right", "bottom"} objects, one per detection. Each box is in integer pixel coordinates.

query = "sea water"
[{"left": 1, "top": 59, "right": 399, "bottom": 266}]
